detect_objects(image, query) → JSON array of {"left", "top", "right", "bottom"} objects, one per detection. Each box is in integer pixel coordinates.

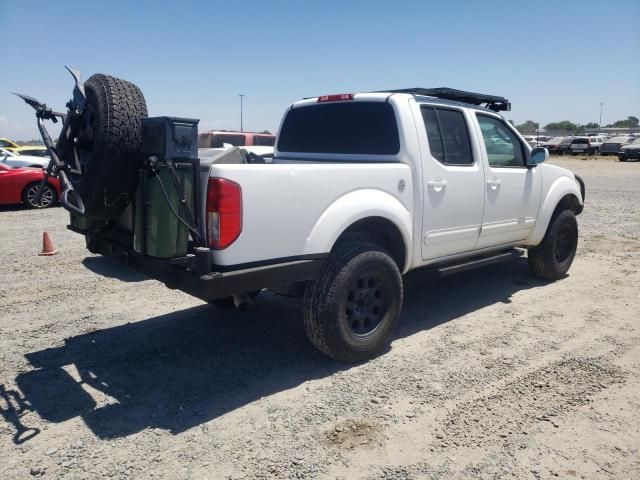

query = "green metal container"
[
  {"left": 70, "top": 213, "right": 95, "bottom": 232},
  {"left": 134, "top": 161, "right": 195, "bottom": 259}
]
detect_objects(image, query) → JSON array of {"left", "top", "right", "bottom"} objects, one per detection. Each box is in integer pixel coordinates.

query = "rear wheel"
[
  {"left": 22, "top": 182, "right": 57, "bottom": 209},
  {"left": 528, "top": 209, "right": 578, "bottom": 281},
  {"left": 303, "top": 242, "right": 403, "bottom": 363}
]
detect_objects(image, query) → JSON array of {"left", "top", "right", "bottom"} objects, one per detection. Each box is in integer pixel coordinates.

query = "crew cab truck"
[
  {"left": 20, "top": 75, "right": 585, "bottom": 363},
  {"left": 193, "top": 89, "right": 584, "bottom": 362}
]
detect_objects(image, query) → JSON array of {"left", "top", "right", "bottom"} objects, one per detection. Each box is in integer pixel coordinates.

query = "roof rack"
[{"left": 381, "top": 87, "right": 511, "bottom": 112}]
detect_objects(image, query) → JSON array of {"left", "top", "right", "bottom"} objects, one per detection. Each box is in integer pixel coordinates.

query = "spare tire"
[{"left": 66, "top": 74, "right": 147, "bottom": 218}]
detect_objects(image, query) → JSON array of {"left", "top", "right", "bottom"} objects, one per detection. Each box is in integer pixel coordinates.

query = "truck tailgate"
[{"left": 206, "top": 163, "right": 413, "bottom": 267}]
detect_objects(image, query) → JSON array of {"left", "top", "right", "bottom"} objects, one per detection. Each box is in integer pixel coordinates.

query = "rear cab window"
[{"left": 277, "top": 101, "right": 400, "bottom": 156}]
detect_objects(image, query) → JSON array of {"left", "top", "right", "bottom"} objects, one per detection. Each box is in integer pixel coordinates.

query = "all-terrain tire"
[
  {"left": 528, "top": 209, "right": 578, "bottom": 281},
  {"left": 68, "top": 74, "right": 147, "bottom": 218},
  {"left": 303, "top": 242, "right": 403, "bottom": 363}
]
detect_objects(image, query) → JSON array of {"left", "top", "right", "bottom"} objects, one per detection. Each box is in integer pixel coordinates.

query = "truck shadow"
[
  {"left": 82, "top": 257, "right": 147, "bottom": 282},
  {"left": 13, "top": 257, "right": 544, "bottom": 441}
]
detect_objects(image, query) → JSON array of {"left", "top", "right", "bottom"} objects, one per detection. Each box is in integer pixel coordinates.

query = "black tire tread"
[
  {"left": 73, "top": 74, "right": 147, "bottom": 217},
  {"left": 303, "top": 242, "right": 403, "bottom": 362},
  {"left": 528, "top": 209, "right": 578, "bottom": 281}
]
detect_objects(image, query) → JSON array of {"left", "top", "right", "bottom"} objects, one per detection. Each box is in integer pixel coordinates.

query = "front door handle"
[
  {"left": 486, "top": 178, "right": 501, "bottom": 190},
  {"left": 427, "top": 179, "right": 447, "bottom": 192}
]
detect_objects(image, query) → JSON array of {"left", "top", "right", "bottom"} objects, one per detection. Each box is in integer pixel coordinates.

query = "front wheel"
[
  {"left": 22, "top": 182, "right": 57, "bottom": 209},
  {"left": 528, "top": 209, "right": 578, "bottom": 281},
  {"left": 303, "top": 242, "right": 403, "bottom": 363}
]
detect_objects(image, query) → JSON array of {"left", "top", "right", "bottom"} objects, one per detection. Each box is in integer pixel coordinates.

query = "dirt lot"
[{"left": 1, "top": 157, "right": 639, "bottom": 479}]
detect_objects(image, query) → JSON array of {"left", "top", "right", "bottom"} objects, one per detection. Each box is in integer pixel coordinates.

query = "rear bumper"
[{"left": 81, "top": 228, "right": 324, "bottom": 301}]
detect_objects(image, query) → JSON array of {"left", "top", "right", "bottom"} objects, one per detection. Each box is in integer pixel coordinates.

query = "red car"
[{"left": 0, "top": 163, "right": 61, "bottom": 208}]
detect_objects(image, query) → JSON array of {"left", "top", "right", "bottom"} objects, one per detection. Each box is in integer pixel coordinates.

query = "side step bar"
[{"left": 435, "top": 249, "right": 523, "bottom": 277}]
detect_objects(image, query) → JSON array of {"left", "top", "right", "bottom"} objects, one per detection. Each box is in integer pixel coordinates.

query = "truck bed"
[{"left": 205, "top": 162, "right": 413, "bottom": 268}]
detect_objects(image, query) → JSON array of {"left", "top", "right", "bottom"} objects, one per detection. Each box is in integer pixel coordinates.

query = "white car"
[
  {"left": 569, "top": 136, "right": 604, "bottom": 155},
  {"left": 65, "top": 82, "right": 584, "bottom": 363},
  {"left": 0, "top": 148, "right": 49, "bottom": 169}
]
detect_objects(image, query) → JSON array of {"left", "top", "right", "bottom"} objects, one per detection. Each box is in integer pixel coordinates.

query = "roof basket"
[{"left": 381, "top": 87, "right": 511, "bottom": 112}]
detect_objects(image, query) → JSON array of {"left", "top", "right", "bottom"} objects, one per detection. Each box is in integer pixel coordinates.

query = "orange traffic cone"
[{"left": 39, "top": 231, "right": 58, "bottom": 256}]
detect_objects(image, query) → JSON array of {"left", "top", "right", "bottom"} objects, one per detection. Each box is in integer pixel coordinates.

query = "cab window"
[
  {"left": 476, "top": 114, "right": 525, "bottom": 167},
  {"left": 421, "top": 106, "right": 473, "bottom": 165}
]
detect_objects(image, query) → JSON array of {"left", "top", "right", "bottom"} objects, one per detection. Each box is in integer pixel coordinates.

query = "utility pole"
[
  {"left": 599, "top": 103, "right": 604, "bottom": 132},
  {"left": 239, "top": 94, "right": 245, "bottom": 132}
]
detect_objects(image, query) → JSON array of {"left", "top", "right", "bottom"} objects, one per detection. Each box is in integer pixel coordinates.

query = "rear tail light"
[
  {"left": 317, "top": 93, "right": 354, "bottom": 103},
  {"left": 206, "top": 178, "right": 242, "bottom": 249}
]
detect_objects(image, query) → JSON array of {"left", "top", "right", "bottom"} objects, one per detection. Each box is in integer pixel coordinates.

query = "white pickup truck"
[{"left": 22, "top": 76, "right": 585, "bottom": 363}]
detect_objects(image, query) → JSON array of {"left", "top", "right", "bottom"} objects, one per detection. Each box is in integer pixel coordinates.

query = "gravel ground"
[{"left": 1, "top": 157, "right": 639, "bottom": 479}]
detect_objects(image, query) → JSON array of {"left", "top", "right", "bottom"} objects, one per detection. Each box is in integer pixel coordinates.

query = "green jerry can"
[{"left": 133, "top": 161, "right": 195, "bottom": 259}]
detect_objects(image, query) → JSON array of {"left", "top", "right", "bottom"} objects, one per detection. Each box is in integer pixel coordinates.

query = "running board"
[{"left": 435, "top": 249, "right": 523, "bottom": 277}]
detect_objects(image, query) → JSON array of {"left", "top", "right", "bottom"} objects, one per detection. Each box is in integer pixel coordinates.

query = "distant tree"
[
  {"left": 544, "top": 121, "right": 580, "bottom": 133},
  {"left": 515, "top": 120, "right": 539, "bottom": 134},
  {"left": 605, "top": 116, "right": 639, "bottom": 128},
  {"left": 583, "top": 122, "right": 599, "bottom": 129}
]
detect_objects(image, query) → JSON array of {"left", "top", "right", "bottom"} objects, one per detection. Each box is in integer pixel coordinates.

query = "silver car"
[{"left": 0, "top": 148, "right": 49, "bottom": 169}]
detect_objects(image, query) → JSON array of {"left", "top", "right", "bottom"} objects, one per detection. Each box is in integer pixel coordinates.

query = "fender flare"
[
  {"left": 302, "top": 189, "right": 413, "bottom": 272},
  {"left": 526, "top": 175, "right": 582, "bottom": 246}
]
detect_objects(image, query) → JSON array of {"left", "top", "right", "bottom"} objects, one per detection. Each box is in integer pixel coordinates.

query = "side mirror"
[{"left": 528, "top": 147, "right": 548, "bottom": 167}]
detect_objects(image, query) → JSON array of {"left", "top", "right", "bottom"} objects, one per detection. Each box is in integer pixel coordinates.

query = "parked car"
[
  {"left": 198, "top": 131, "right": 275, "bottom": 148},
  {"left": 12, "top": 146, "right": 49, "bottom": 157},
  {"left": 540, "top": 137, "right": 572, "bottom": 155},
  {"left": 570, "top": 136, "right": 604, "bottom": 155},
  {"left": 600, "top": 136, "right": 636, "bottom": 156},
  {"left": 0, "top": 138, "right": 48, "bottom": 156},
  {"left": 618, "top": 138, "right": 640, "bottom": 162},
  {"left": 0, "top": 148, "right": 49, "bottom": 168},
  {"left": 31, "top": 73, "right": 585, "bottom": 363},
  {"left": 0, "top": 163, "right": 61, "bottom": 208}
]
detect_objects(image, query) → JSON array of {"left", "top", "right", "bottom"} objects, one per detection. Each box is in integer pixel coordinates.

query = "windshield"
[
  {"left": 278, "top": 101, "right": 400, "bottom": 155},
  {"left": 608, "top": 136, "right": 632, "bottom": 143}
]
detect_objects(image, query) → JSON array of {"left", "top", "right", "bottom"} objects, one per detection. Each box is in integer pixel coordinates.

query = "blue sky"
[{"left": 1, "top": 0, "right": 638, "bottom": 140}]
